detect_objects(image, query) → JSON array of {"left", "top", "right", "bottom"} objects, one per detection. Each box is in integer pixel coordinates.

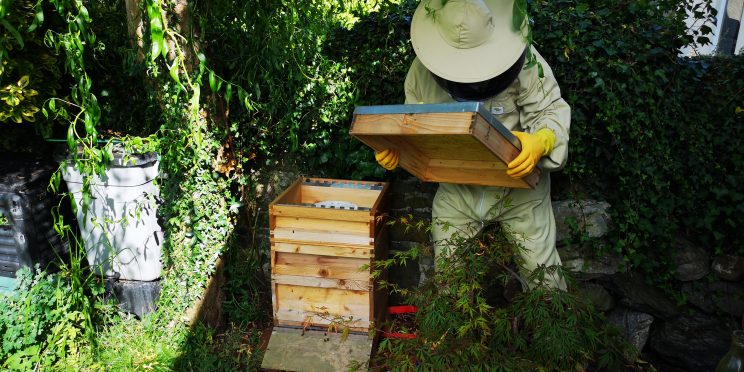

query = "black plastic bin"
[{"left": 0, "top": 157, "right": 67, "bottom": 278}]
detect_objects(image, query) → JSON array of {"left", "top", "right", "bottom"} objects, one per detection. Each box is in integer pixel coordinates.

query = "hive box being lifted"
[
  {"left": 269, "top": 177, "right": 389, "bottom": 333},
  {"left": 350, "top": 102, "right": 540, "bottom": 189}
]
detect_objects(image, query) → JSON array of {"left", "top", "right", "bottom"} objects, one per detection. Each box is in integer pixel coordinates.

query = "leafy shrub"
[
  {"left": 192, "top": 0, "right": 415, "bottom": 181},
  {"left": 84, "top": 0, "right": 159, "bottom": 137},
  {"left": 0, "top": 265, "right": 98, "bottom": 370},
  {"left": 374, "top": 220, "right": 632, "bottom": 370},
  {"left": 529, "top": 0, "right": 744, "bottom": 275},
  {"left": 0, "top": 0, "right": 62, "bottom": 152}
]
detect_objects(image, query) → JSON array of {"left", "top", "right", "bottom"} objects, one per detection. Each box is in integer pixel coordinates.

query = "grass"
[
  {"left": 90, "top": 215, "right": 272, "bottom": 371},
  {"left": 94, "top": 314, "right": 186, "bottom": 370}
]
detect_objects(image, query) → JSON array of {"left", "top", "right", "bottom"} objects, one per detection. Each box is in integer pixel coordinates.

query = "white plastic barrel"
[{"left": 62, "top": 155, "right": 162, "bottom": 281}]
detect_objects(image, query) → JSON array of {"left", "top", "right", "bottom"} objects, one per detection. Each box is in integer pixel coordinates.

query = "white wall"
[
  {"left": 736, "top": 4, "right": 744, "bottom": 53},
  {"left": 680, "top": 0, "right": 728, "bottom": 56}
]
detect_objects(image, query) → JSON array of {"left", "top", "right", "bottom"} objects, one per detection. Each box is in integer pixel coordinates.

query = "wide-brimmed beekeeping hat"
[{"left": 410, "top": 0, "right": 528, "bottom": 83}]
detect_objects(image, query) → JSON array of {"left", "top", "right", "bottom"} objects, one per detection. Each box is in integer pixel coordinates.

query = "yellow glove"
[
  {"left": 507, "top": 128, "right": 556, "bottom": 179},
  {"left": 375, "top": 148, "right": 399, "bottom": 170}
]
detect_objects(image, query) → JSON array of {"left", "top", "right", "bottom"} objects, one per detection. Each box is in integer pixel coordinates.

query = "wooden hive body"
[
  {"left": 269, "top": 177, "right": 389, "bottom": 333},
  {"left": 350, "top": 102, "right": 540, "bottom": 189}
]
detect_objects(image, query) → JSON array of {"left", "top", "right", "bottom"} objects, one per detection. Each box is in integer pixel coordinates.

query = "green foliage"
[
  {"left": 221, "top": 235, "right": 271, "bottom": 326},
  {"left": 193, "top": 0, "right": 414, "bottom": 181},
  {"left": 0, "top": 74, "right": 38, "bottom": 122},
  {"left": 0, "top": 2, "right": 106, "bottom": 365},
  {"left": 94, "top": 313, "right": 184, "bottom": 370},
  {"left": 172, "top": 323, "right": 264, "bottom": 371},
  {"left": 321, "top": 0, "right": 416, "bottom": 179},
  {"left": 85, "top": 0, "right": 238, "bottom": 366},
  {"left": 527, "top": 0, "right": 744, "bottom": 274},
  {"left": 85, "top": 0, "right": 157, "bottom": 136},
  {"left": 0, "top": 0, "right": 61, "bottom": 152},
  {"left": 0, "top": 0, "right": 238, "bottom": 368},
  {"left": 0, "top": 263, "right": 102, "bottom": 370},
  {"left": 374, "top": 220, "right": 632, "bottom": 370}
]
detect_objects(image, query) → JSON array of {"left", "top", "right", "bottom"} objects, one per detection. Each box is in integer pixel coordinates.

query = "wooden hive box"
[
  {"left": 269, "top": 177, "right": 389, "bottom": 333},
  {"left": 350, "top": 102, "right": 540, "bottom": 189}
]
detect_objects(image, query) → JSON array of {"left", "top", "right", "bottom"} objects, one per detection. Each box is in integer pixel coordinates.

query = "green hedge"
[
  {"left": 529, "top": 0, "right": 744, "bottom": 274},
  {"left": 320, "top": 0, "right": 744, "bottom": 277},
  {"left": 192, "top": 1, "right": 417, "bottom": 181}
]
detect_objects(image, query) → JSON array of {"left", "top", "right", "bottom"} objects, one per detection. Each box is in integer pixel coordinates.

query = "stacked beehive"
[{"left": 269, "top": 177, "right": 389, "bottom": 332}]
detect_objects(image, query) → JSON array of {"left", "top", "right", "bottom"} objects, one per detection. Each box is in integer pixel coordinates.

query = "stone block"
[
  {"left": 389, "top": 240, "right": 427, "bottom": 252},
  {"left": 553, "top": 200, "right": 611, "bottom": 242},
  {"left": 611, "top": 273, "right": 680, "bottom": 319},
  {"left": 670, "top": 237, "right": 709, "bottom": 282},
  {"left": 403, "top": 192, "right": 435, "bottom": 211},
  {"left": 388, "top": 219, "right": 430, "bottom": 243},
  {"left": 389, "top": 192, "right": 410, "bottom": 211},
  {"left": 558, "top": 245, "right": 623, "bottom": 279},
  {"left": 648, "top": 311, "right": 733, "bottom": 371},
  {"left": 682, "top": 281, "right": 744, "bottom": 317},
  {"left": 389, "top": 172, "right": 437, "bottom": 212},
  {"left": 606, "top": 307, "right": 654, "bottom": 360},
  {"left": 577, "top": 282, "right": 615, "bottom": 312},
  {"left": 711, "top": 254, "right": 744, "bottom": 282}
]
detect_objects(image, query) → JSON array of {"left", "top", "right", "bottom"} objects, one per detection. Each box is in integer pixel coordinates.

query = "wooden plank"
[
  {"left": 271, "top": 204, "right": 372, "bottom": 222},
  {"left": 472, "top": 116, "right": 539, "bottom": 188},
  {"left": 274, "top": 216, "right": 370, "bottom": 236},
  {"left": 425, "top": 164, "right": 531, "bottom": 189},
  {"left": 274, "top": 284, "right": 370, "bottom": 327},
  {"left": 351, "top": 112, "right": 475, "bottom": 135},
  {"left": 270, "top": 178, "right": 387, "bottom": 211},
  {"left": 428, "top": 158, "right": 508, "bottom": 170},
  {"left": 272, "top": 228, "right": 373, "bottom": 246},
  {"left": 272, "top": 281, "right": 279, "bottom": 314},
  {"left": 369, "top": 182, "right": 391, "bottom": 215},
  {"left": 470, "top": 115, "right": 520, "bottom": 163},
  {"left": 272, "top": 241, "right": 372, "bottom": 259},
  {"left": 273, "top": 252, "right": 370, "bottom": 281},
  {"left": 352, "top": 134, "right": 431, "bottom": 182},
  {"left": 261, "top": 327, "right": 373, "bottom": 372},
  {"left": 269, "top": 178, "right": 303, "bottom": 217},
  {"left": 402, "top": 134, "right": 494, "bottom": 161},
  {"left": 273, "top": 274, "right": 370, "bottom": 291},
  {"left": 270, "top": 320, "right": 370, "bottom": 334}
]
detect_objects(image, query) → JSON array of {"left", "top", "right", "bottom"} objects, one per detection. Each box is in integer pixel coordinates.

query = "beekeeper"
[{"left": 375, "top": 0, "right": 570, "bottom": 289}]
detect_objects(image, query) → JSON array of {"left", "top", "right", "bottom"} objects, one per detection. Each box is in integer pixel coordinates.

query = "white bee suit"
[{"left": 404, "top": 49, "right": 571, "bottom": 289}]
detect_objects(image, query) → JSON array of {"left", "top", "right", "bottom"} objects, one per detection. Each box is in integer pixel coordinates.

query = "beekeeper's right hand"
[{"left": 375, "top": 149, "right": 399, "bottom": 170}]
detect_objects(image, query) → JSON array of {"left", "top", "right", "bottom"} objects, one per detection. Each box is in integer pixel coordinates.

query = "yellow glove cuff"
[{"left": 534, "top": 128, "right": 556, "bottom": 157}]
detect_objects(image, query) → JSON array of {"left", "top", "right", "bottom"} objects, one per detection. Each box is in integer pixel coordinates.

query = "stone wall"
[
  {"left": 252, "top": 170, "right": 743, "bottom": 371},
  {"left": 553, "top": 200, "right": 743, "bottom": 371}
]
